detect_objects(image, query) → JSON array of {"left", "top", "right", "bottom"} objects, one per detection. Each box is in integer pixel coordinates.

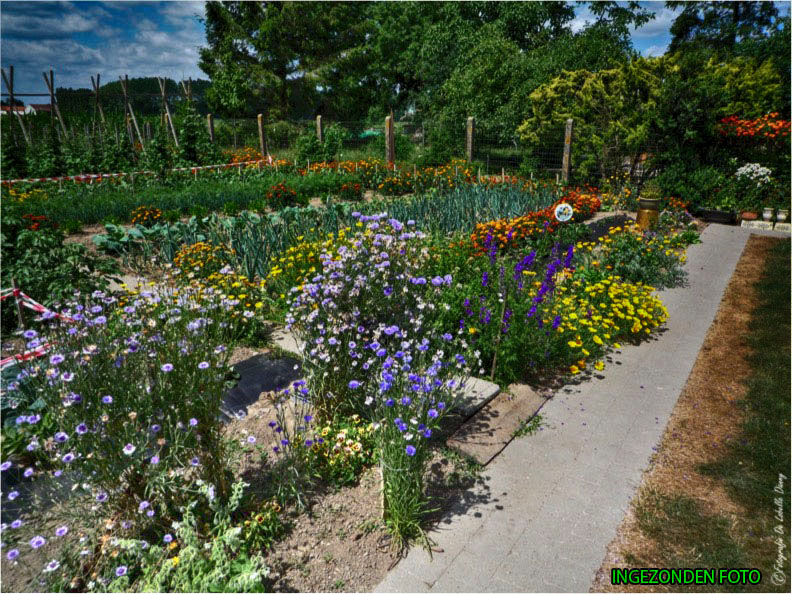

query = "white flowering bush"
[{"left": 735, "top": 162, "right": 773, "bottom": 186}]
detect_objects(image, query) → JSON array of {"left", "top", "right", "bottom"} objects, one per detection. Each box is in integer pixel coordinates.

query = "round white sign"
[{"left": 554, "top": 203, "right": 573, "bottom": 222}]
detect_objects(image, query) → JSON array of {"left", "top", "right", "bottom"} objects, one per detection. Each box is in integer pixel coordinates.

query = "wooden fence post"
[
  {"left": 257, "top": 114, "right": 266, "bottom": 158},
  {"left": 562, "top": 118, "right": 573, "bottom": 183},
  {"left": 207, "top": 114, "right": 215, "bottom": 143},
  {"left": 466, "top": 116, "right": 474, "bottom": 163},
  {"left": 385, "top": 115, "right": 395, "bottom": 163},
  {"left": 316, "top": 115, "right": 323, "bottom": 143}
]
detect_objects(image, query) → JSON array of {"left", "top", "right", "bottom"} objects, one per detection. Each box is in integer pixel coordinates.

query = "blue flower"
[
  {"left": 348, "top": 380, "right": 361, "bottom": 389},
  {"left": 405, "top": 445, "right": 416, "bottom": 456}
]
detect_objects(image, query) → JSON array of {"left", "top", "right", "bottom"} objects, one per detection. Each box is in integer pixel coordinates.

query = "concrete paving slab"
[
  {"left": 446, "top": 385, "right": 543, "bottom": 466},
  {"left": 374, "top": 225, "right": 771, "bottom": 593},
  {"left": 454, "top": 376, "right": 501, "bottom": 419}
]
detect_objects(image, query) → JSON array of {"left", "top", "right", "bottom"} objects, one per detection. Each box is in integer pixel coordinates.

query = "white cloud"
[
  {"left": 630, "top": 7, "right": 678, "bottom": 38},
  {"left": 642, "top": 44, "right": 668, "bottom": 57}
]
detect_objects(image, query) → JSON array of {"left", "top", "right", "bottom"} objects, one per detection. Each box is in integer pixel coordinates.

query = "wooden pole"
[
  {"left": 1, "top": 66, "right": 30, "bottom": 145},
  {"left": 385, "top": 115, "right": 395, "bottom": 163},
  {"left": 42, "top": 70, "right": 68, "bottom": 139},
  {"left": 206, "top": 114, "right": 215, "bottom": 143},
  {"left": 257, "top": 114, "right": 266, "bottom": 159},
  {"left": 466, "top": 116, "right": 474, "bottom": 163},
  {"left": 120, "top": 75, "right": 144, "bottom": 147},
  {"left": 561, "top": 118, "right": 573, "bottom": 184},
  {"left": 91, "top": 74, "right": 105, "bottom": 125},
  {"left": 316, "top": 115, "right": 323, "bottom": 143},
  {"left": 158, "top": 77, "right": 179, "bottom": 146}
]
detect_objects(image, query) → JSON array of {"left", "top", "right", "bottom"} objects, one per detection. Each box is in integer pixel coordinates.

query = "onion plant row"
[{"left": 97, "top": 184, "right": 563, "bottom": 280}]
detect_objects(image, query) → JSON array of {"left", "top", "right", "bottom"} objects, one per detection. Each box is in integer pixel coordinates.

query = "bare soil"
[{"left": 591, "top": 235, "right": 778, "bottom": 592}]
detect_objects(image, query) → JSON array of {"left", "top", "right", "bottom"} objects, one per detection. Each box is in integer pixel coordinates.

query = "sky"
[{"left": 1, "top": 1, "right": 789, "bottom": 98}]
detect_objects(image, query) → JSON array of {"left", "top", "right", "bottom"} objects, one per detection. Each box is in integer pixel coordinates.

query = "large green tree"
[
  {"left": 666, "top": 1, "right": 780, "bottom": 53},
  {"left": 198, "top": 1, "right": 654, "bottom": 124}
]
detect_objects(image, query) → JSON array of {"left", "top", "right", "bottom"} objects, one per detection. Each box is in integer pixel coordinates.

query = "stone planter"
[
  {"left": 698, "top": 208, "right": 737, "bottom": 225},
  {"left": 776, "top": 209, "right": 789, "bottom": 223},
  {"left": 763, "top": 207, "right": 774, "bottom": 221}
]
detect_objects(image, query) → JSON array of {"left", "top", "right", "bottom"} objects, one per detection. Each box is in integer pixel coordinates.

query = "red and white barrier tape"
[
  {"left": 1, "top": 288, "right": 74, "bottom": 370},
  {"left": 1, "top": 154, "right": 276, "bottom": 186}
]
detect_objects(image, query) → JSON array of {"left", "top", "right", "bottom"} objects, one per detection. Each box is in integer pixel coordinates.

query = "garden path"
[{"left": 374, "top": 225, "right": 791, "bottom": 593}]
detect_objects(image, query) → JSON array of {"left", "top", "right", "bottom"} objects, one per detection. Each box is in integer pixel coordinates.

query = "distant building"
[
  {"left": 0, "top": 104, "right": 51, "bottom": 116},
  {"left": 28, "top": 103, "right": 52, "bottom": 114}
]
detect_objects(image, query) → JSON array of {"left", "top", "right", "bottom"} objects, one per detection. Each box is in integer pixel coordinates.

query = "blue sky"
[{"left": 1, "top": 1, "right": 789, "bottom": 97}]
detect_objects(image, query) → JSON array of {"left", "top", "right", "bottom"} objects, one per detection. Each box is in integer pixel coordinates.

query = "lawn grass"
[{"left": 628, "top": 238, "right": 790, "bottom": 591}]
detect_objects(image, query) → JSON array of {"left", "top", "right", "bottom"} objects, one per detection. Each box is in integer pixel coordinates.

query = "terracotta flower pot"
[{"left": 741, "top": 211, "right": 759, "bottom": 221}]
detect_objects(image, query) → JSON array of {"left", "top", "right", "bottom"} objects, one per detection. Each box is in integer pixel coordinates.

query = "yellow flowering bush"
[{"left": 263, "top": 227, "right": 353, "bottom": 301}]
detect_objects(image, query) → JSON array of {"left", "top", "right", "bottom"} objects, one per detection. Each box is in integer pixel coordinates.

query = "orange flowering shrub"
[
  {"left": 130, "top": 205, "right": 163, "bottom": 227},
  {"left": 471, "top": 189, "right": 601, "bottom": 253},
  {"left": 718, "top": 113, "right": 791, "bottom": 140}
]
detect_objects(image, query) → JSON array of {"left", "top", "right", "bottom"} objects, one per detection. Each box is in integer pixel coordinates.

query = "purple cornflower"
[
  {"left": 62, "top": 453, "right": 75, "bottom": 463},
  {"left": 102, "top": 395, "right": 113, "bottom": 404},
  {"left": 163, "top": 534, "right": 173, "bottom": 543},
  {"left": 481, "top": 271, "right": 489, "bottom": 287},
  {"left": 96, "top": 492, "right": 108, "bottom": 503},
  {"left": 55, "top": 526, "right": 68, "bottom": 537},
  {"left": 22, "top": 329, "right": 37, "bottom": 339},
  {"left": 405, "top": 445, "right": 416, "bottom": 456},
  {"left": 150, "top": 424, "right": 160, "bottom": 433},
  {"left": 150, "top": 455, "right": 159, "bottom": 465},
  {"left": 198, "top": 361, "right": 209, "bottom": 369},
  {"left": 401, "top": 396, "right": 412, "bottom": 406},
  {"left": 247, "top": 436, "right": 256, "bottom": 444},
  {"left": 6, "top": 549, "right": 19, "bottom": 561},
  {"left": 122, "top": 443, "right": 136, "bottom": 456},
  {"left": 161, "top": 363, "right": 174, "bottom": 373},
  {"left": 11, "top": 520, "right": 22, "bottom": 529},
  {"left": 552, "top": 315, "right": 562, "bottom": 329},
  {"left": 8, "top": 491, "right": 19, "bottom": 501},
  {"left": 189, "top": 418, "right": 198, "bottom": 427},
  {"left": 0, "top": 461, "right": 11, "bottom": 471},
  {"left": 23, "top": 467, "right": 34, "bottom": 478},
  {"left": 76, "top": 423, "right": 88, "bottom": 435},
  {"left": 29, "top": 535, "right": 46, "bottom": 549},
  {"left": 116, "top": 566, "right": 128, "bottom": 577},
  {"left": 384, "top": 325, "right": 399, "bottom": 336},
  {"left": 49, "top": 354, "right": 65, "bottom": 365},
  {"left": 54, "top": 431, "right": 68, "bottom": 443},
  {"left": 190, "top": 457, "right": 200, "bottom": 466},
  {"left": 428, "top": 408, "right": 438, "bottom": 418},
  {"left": 61, "top": 372, "right": 74, "bottom": 382},
  {"left": 348, "top": 380, "right": 361, "bottom": 389},
  {"left": 44, "top": 559, "right": 60, "bottom": 572}
]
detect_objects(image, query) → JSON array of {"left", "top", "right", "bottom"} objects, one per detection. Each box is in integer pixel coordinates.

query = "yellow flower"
[
  {"left": 570, "top": 365, "right": 580, "bottom": 375},
  {"left": 594, "top": 361, "right": 605, "bottom": 371},
  {"left": 468, "top": 327, "right": 477, "bottom": 334},
  {"left": 172, "top": 556, "right": 180, "bottom": 567}
]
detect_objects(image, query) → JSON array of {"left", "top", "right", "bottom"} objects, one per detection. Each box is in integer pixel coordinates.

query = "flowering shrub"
[
  {"left": 173, "top": 241, "right": 235, "bottom": 280},
  {"left": 470, "top": 189, "right": 601, "bottom": 253},
  {"left": 285, "top": 213, "right": 471, "bottom": 417},
  {"left": 1, "top": 283, "right": 243, "bottom": 581},
  {"left": 718, "top": 113, "right": 791, "bottom": 140},
  {"left": 45, "top": 481, "right": 270, "bottom": 592},
  {"left": 266, "top": 182, "right": 299, "bottom": 209},
  {"left": 574, "top": 222, "right": 690, "bottom": 289},
  {"left": 735, "top": 163, "right": 773, "bottom": 187},
  {"left": 264, "top": 227, "right": 353, "bottom": 305},
  {"left": 130, "top": 206, "right": 163, "bottom": 227},
  {"left": 338, "top": 182, "right": 363, "bottom": 201},
  {"left": 283, "top": 213, "right": 477, "bottom": 545}
]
